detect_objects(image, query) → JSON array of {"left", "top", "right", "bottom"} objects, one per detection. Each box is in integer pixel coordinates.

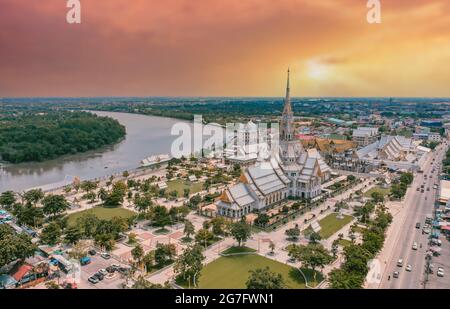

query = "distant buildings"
[
  {"left": 420, "top": 120, "right": 443, "bottom": 128},
  {"left": 326, "top": 117, "right": 355, "bottom": 127},
  {"left": 352, "top": 127, "right": 380, "bottom": 148}
]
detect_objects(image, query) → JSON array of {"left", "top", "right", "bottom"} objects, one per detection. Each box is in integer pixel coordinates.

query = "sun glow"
[{"left": 306, "top": 60, "right": 331, "bottom": 80}]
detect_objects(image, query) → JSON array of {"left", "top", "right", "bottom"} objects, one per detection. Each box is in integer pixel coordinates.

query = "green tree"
[
  {"left": 0, "top": 225, "right": 36, "bottom": 266},
  {"left": 183, "top": 188, "right": 190, "bottom": 199},
  {"left": 210, "top": 216, "right": 227, "bottom": 236},
  {"left": 15, "top": 203, "right": 44, "bottom": 228},
  {"left": 64, "top": 226, "right": 83, "bottom": 245},
  {"left": 132, "top": 276, "right": 170, "bottom": 289},
  {"left": 132, "top": 244, "right": 145, "bottom": 265},
  {"left": 309, "top": 232, "right": 322, "bottom": 244},
  {"left": 76, "top": 213, "right": 99, "bottom": 238},
  {"left": 254, "top": 213, "right": 270, "bottom": 227},
  {"left": 183, "top": 220, "right": 195, "bottom": 240},
  {"left": 371, "top": 191, "right": 384, "bottom": 204},
  {"left": 285, "top": 227, "right": 300, "bottom": 241},
  {"left": 230, "top": 222, "right": 251, "bottom": 247},
  {"left": 134, "top": 194, "right": 153, "bottom": 213},
  {"left": 174, "top": 244, "right": 205, "bottom": 288},
  {"left": 294, "top": 243, "right": 333, "bottom": 282},
  {"left": 246, "top": 267, "right": 286, "bottom": 289},
  {"left": 80, "top": 180, "right": 98, "bottom": 193},
  {"left": 152, "top": 205, "right": 171, "bottom": 229},
  {"left": 154, "top": 243, "right": 176, "bottom": 266},
  {"left": 195, "top": 228, "right": 214, "bottom": 248},
  {"left": 40, "top": 222, "right": 62, "bottom": 246},
  {"left": 42, "top": 194, "right": 70, "bottom": 218},
  {"left": 331, "top": 239, "right": 339, "bottom": 258},
  {"left": 0, "top": 191, "right": 16, "bottom": 210},
  {"left": 328, "top": 268, "right": 365, "bottom": 289},
  {"left": 23, "top": 189, "right": 44, "bottom": 206},
  {"left": 142, "top": 251, "right": 155, "bottom": 271},
  {"left": 104, "top": 181, "right": 127, "bottom": 207}
]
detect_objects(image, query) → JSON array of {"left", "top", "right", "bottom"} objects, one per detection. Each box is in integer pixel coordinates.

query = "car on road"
[
  {"left": 406, "top": 265, "right": 412, "bottom": 272},
  {"left": 415, "top": 222, "right": 421, "bottom": 229},
  {"left": 100, "top": 253, "right": 111, "bottom": 260},
  {"left": 397, "top": 259, "right": 404, "bottom": 267},
  {"left": 393, "top": 271, "right": 399, "bottom": 278},
  {"left": 412, "top": 242, "right": 418, "bottom": 250},
  {"left": 437, "top": 268, "right": 445, "bottom": 277},
  {"left": 88, "top": 276, "right": 99, "bottom": 284}
]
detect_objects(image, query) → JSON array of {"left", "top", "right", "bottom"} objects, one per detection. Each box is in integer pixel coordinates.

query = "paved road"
[{"left": 379, "top": 142, "right": 448, "bottom": 289}]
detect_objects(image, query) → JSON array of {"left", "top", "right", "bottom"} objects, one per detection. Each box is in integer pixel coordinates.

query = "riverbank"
[{"left": 0, "top": 111, "right": 193, "bottom": 193}]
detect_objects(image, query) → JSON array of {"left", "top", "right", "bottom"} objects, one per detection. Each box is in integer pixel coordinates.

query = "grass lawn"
[
  {"left": 314, "top": 213, "right": 354, "bottom": 239},
  {"left": 338, "top": 239, "right": 353, "bottom": 247},
  {"left": 364, "top": 186, "right": 390, "bottom": 198},
  {"left": 178, "top": 254, "right": 323, "bottom": 289},
  {"left": 221, "top": 246, "right": 257, "bottom": 255},
  {"left": 67, "top": 207, "right": 135, "bottom": 226},
  {"left": 166, "top": 179, "right": 204, "bottom": 196}
]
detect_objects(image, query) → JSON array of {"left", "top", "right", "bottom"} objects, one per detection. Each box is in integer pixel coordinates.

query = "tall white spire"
[{"left": 282, "top": 68, "right": 293, "bottom": 116}]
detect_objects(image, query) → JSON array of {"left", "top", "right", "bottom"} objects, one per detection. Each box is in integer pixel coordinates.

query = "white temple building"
[
  {"left": 216, "top": 70, "right": 331, "bottom": 219},
  {"left": 356, "top": 135, "right": 431, "bottom": 171}
]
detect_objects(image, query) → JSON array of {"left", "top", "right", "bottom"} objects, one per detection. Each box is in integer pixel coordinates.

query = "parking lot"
[
  {"left": 427, "top": 236, "right": 449, "bottom": 289},
  {"left": 77, "top": 253, "right": 128, "bottom": 289}
]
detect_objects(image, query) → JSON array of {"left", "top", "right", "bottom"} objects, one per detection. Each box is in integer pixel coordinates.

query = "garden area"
[
  {"left": 305, "top": 213, "right": 354, "bottom": 239},
  {"left": 363, "top": 186, "right": 390, "bottom": 198},
  {"left": 177, "top": 253, "right": 322, "bottom": 289},
  {"left": 67, "top": 207, "right": 135, "bottom": 226},
  {"left": 166, "top": 179, "right": 204, "bottom": 196}
]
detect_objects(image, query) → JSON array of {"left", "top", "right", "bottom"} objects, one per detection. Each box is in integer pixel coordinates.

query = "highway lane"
[{"left": 380, "top": 142, "right": 447, "bottom": 289}]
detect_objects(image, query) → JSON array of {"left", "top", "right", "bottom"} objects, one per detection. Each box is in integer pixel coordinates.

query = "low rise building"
[{"left": 352, "top": 127, "right": 379, "bottom": 147}]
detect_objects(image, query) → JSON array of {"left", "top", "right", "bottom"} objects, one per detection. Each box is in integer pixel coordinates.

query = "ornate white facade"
[{"left": 216, "top": 70, "right": 331, "bottom": 219}]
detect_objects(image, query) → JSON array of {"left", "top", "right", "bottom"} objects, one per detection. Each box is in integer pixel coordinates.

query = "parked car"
[
  {"left": 397, "top": 259, "right": 403, "bottom": 267},
  {"left": 393, "top": 271, "right": 399, "bottom": 279},
  {"left": 437, "top": 268, "right": 445, "bottom": 277},
  {"left": 412, "top": 242, "right": 418, "bottom": 250},
  {"left": 415, "top": 222, "right": 421, "bottom": 229},
  {"left": 431, "top": 239, "right": 442, "bottom": 246},
  {"left": 88, "top": 250, "right": 97, "bottom": 256},
  {"left": 88, "top": 276, "right": 99, "bottom": 284},
  {"left": 80, "top": 256, "right": 91, "bottom": 266},
  {"left": 94, "top": 272, "right": 104, "bottom": 281},
  {"left": 98, "top": 269, "right": 108, "bottom": 276},
  {"left": 106, "top": 266, "right": 115, "bottom": 273},
  {"left": 100, "top": 253, "right": 111, "bottom": 260}
]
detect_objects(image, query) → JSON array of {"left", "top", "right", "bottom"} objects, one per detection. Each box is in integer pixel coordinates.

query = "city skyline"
[{"left": 1, "top": 0, "right": 450, "bottom": 97}]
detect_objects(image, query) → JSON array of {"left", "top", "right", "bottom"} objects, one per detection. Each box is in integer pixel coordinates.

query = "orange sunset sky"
[{"left": 1, "top": 0, "right": 449, "bottom": 97}]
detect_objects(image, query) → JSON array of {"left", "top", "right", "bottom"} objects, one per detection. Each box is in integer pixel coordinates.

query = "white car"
[
  {"left": 412, "top": 242, "right": 418, "bottom": 250},
  {"left": 437, "top": 268, "right": 445, "bottom": 277},
  {"left": 98, "top": 268, "right": 108, "bottom": 275},
  {"left": 397, "top": 259, "right": 404, "bottom": 267},
  {"left": 406, "top": 264, "right": 412, "bottom": 272},
  {"left": 101, "top": 253, "right": 111, "bottom": 260}
]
